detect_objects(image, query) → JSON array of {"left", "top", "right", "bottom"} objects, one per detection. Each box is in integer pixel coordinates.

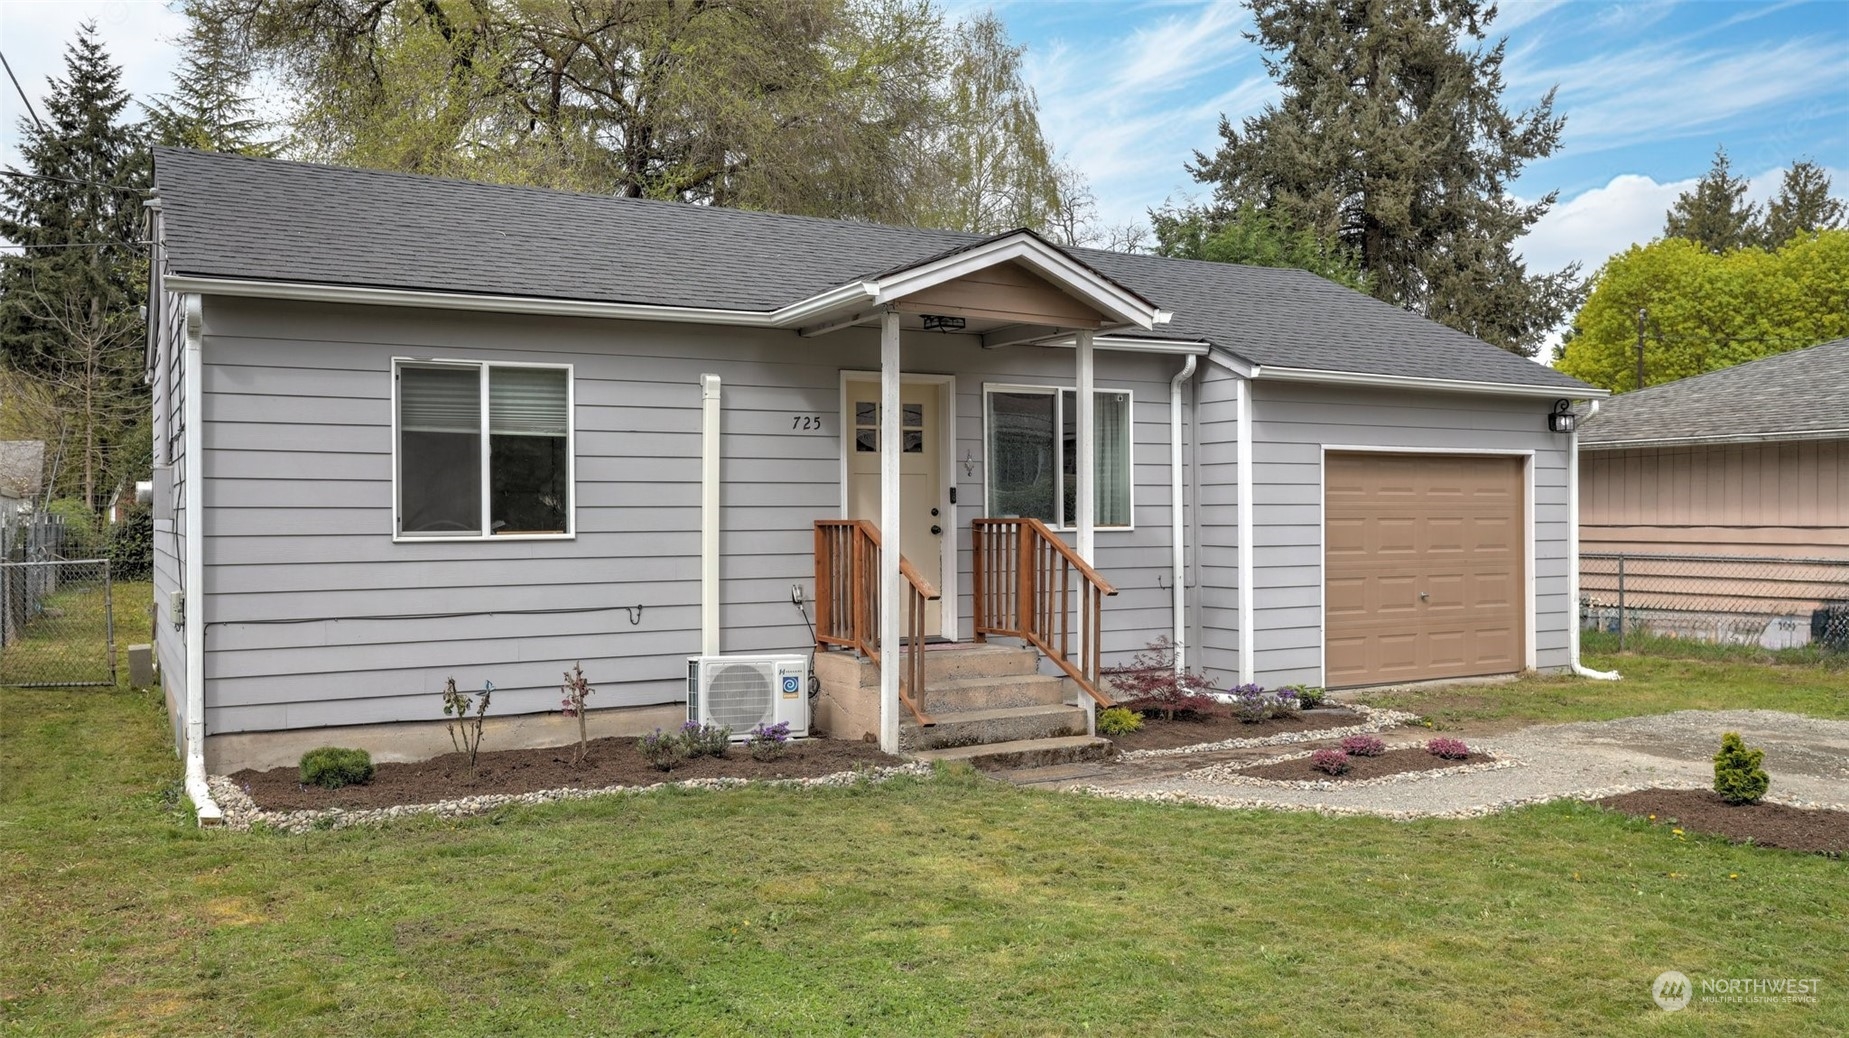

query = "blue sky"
[{"left": 2, "top": 0, "right": 1846, "bottom": 283}]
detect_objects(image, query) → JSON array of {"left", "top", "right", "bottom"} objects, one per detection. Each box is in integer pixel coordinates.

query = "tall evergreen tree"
[
  {"left": 1663, "top": 146, "right": 1760, "bottom": 254},
  {"left": 1187, "top": 0, "right": 1580, "bottom": 356},
  {"left": 144, "top": 1, "right": 276, "bottom": 154},
  {"left": 0, "top": 23, "right": 149, "bottom": 510},
  {"left": 1760, "top": 159, "right": 1845, "bottom": 247}
]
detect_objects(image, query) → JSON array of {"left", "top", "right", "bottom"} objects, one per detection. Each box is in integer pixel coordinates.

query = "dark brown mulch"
[
  {"left": 1106, "top": 708, "right": 1367, "bottom": 752},
  {"left": 1234, "top": 747, "right": 1477, "bottom": 782},
  {"left": 1595, "top": 788, "right": 1849, "bottom": 856},
  {"left": 232, "top": 736, "right": 904, "bottom": 812}
]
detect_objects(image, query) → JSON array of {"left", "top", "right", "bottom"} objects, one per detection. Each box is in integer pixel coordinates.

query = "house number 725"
[{"left": 791, "top": 415, "right": 823, "bottom": 431}]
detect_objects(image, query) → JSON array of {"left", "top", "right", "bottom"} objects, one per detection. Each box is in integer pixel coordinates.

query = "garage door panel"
[{"left": 1325, "top": 453, "right": 1525, "bottom": 686}]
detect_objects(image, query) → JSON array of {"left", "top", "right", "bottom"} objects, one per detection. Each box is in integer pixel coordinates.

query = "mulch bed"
[
  {"left": 233, "top": 736, "right": 903, "bottom": 811},
  {"left": 1234, "top": 747, "right": 1475, "bottom": 782},
  {"left": 1595, "top": 788, "right": 1849, "bottom": 856},
  {"left": 1106, "top": 708, "right": 1367, "bottom": 752}
]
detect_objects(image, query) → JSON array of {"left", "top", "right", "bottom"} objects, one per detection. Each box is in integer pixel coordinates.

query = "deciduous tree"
[{"left": 1151, "top": 201, "right": 1366, "bottom": 289}]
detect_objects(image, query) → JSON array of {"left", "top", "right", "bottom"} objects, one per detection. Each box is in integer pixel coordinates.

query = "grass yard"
[
  {"left": 0, "top": 577, "right": 149, "bottom": 690},
  {"left": 3, "top": 670, "right": 1846, "bottom": 1035},
  {"left": 1352, "top": 651, "right": 1849, "bottom": 733}
]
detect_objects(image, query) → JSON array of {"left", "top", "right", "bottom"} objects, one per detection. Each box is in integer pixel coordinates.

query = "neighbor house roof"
[
  {"left": 152, "top": 147, "right": 1592, "bottom": 394},
  {"left": 1581, "top": 337, "right": 1849, "bottom": 449},
  {"left": 0, "top": 440, "right": 45, "bottom": 501}
]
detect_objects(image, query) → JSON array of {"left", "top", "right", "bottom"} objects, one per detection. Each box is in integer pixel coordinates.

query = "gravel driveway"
[{"left": 1011, "top": 710, "right": 1849, "bottom": 819}]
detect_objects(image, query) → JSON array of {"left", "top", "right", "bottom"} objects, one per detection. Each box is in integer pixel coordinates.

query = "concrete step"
[
  {"left": 816, "top": 644, "right": 1042, "bottom": 689},
  {"left": 901, "top": 703, "right": 1087, "bottom": 751},
  {"left": 913, "top": 735, "right": 1118, "bottom": 770},
  {"left": 916, "top": 674, "right": 1068, "bottom": 713}
]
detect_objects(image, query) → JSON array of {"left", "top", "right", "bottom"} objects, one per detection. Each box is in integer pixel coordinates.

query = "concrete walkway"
[{"left": 1002, "top": 710, "right": 1849, "bottom": 819}]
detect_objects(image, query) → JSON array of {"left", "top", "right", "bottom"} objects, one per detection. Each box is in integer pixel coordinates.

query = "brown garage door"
[{"left": 1325, "top": 453, "right": 1525, "bottom": 687}]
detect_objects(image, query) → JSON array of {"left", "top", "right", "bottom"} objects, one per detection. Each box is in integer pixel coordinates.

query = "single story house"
[
  {"left": 0, "top": 440, "right": 44, "bottom": 517},
  {"left": 1578, "top": 337, "right": 1849, "bottom": 645},
  {"left": 146, "top": 148, "right": 1606, "bottom": 820}
]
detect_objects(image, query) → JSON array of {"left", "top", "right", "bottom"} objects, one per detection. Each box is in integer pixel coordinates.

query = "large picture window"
[
  {"left": 396, "top": 360, "right": 572, "bottom": 538},
  {"left": 984, "top": 385, "right": 1131, "bottom": 528}
]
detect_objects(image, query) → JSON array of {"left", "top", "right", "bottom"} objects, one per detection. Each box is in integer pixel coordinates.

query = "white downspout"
[
  {"left": 1169, "top": 355, "right": 1197, "bottom": 672},
  {"left": 182, "top": 296, "right": 222, "bottom": 824},
  {"left": 877, "top": 311, "right": 902, "bottom": 753},
  {"left": 1235, "top": 375, "right": 1256, "bottom": 685},
  {"left": 700, "top": 374, "right": 722, "bottom": 656},
  {"left": 1569, "top": 399, "right": 1620, "bottom": 680}
]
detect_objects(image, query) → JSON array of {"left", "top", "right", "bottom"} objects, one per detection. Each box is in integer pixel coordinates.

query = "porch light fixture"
[
  {"left": 1547, "top": 398, "right": 1577, "bottom": 434},
  {"left": 921, "top": 314, "right": 966, "bottom": 333}
]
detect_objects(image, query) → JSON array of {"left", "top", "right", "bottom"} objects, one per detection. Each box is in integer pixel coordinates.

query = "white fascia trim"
[
  {"left": 867, "top": 234, "right": 1162, "bottom": 331},
  {"left": 1022, "top": 334, "right": 1210, "bottom": 356},
  {"left": 1204, "top": 348, "right": 1261, "bottom": 379},
  {"left": 1582, "top": 429, "right": 1849, "bottom": 451},
  {"left": 1256, "top": 364, "right": 1610, "bottom": 400}
]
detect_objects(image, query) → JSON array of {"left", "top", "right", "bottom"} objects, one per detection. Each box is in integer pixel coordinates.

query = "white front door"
[{"left": 845, "top": 378, "right": 946, "bottom": 638}]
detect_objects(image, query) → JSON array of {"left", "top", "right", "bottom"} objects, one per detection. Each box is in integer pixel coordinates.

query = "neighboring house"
[
  {"left": 1578, "top": 338, "right": 1849, "bottom": 647},
  {"left": 146, "top": 147, "right": 1604, "bottom": 812},
  {"left": 0, "top": 441, "right": 45, "bottom": 517}
]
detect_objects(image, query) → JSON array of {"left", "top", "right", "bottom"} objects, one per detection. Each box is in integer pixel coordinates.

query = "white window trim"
[
  {"left": 391, "top": 356, "right": 577, "bottom": 542},
  {"left": 981, "top": 382, "right": 1136, "bottom": 532}
]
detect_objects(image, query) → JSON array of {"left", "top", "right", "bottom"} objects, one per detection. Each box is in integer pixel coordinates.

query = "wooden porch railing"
[
  {"left": 813, "top": 519, "right": 940, "bottom": 724},
  {"left": 972, "top": 518, "right": 1118, "bottom": 707}
]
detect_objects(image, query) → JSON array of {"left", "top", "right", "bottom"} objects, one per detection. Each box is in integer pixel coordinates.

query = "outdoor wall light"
[
  {"left": 1547, "top": 398, "right": 1577, "bottom": 434},
  {"left": 921, "top": 314, "right": 967, "bottom": 333}
]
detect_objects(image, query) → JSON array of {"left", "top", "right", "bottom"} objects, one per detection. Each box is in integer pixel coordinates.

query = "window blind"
[
  {"left": 489, "top": 367, "right": 569, "bottom": 437},
  {"left": 399, "top": 365, "right": 480, "bottom": 433}
]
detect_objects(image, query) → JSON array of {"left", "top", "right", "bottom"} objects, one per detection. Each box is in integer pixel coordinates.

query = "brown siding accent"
[
  {"left": 892, "top": 261, "right": 1107, "bottom": 327},
  {"left": 1325, "top": 453, "right": 1525, "bottom": 687}
]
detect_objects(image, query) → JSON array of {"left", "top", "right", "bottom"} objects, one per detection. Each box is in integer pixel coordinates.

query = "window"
[
  {"left": 395, "top": 360, "right": 572, "bottom": 538},
  {"left": 984, "top": 386, "right": 1131, "bottom": 528}
]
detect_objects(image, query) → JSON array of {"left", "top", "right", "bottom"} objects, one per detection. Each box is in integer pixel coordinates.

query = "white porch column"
[
  {"left": 878, "top": 309, "right": 902, "bottom": 754},
  {"left": 1075, "top": 328, "right": 1096, "bottom": 564}
]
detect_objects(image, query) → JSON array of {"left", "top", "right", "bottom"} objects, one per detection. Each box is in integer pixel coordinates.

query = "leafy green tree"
[
  {"left": 1187, "top": 0, "right": 1579, "bottom": 356},
  {"left": 144, "top": 1, "right": 276, "bottom": 154},
  {"left": 1663, "top": 146, "right": 1760, "bottom": 254},
  {"left": 0, "top": 23, "right": 149, "bottom": 510},
  {"left": 1760, "top": 159, "right": 1845, "bottom": 247},
  {"left": 1151, "top": 201, "right": 1366, "bottom": 289},
  {"left": 1557, "top": 231, "right": 1849, "bottom": 392}
]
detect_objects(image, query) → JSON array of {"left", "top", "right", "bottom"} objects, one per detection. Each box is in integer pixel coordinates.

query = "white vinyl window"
[
  {"left": 394, "top": 359, "right": 574, "bottom": 539},
  {"left": 984, "top": 385, "right": 1132, "bottom": 529}
]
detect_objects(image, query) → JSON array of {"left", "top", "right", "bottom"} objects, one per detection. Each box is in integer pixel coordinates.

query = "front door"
[{"left": 845, "top": 378, "right": 945, "bottom": 638}]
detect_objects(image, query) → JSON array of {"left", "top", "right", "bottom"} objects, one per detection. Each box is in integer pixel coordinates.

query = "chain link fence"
[
  {"left": 1581, "top": 552, "right": 1849, "bottom": 653},
  {"left": 2, "top": 513, "right": 119, "bottom": 688}
]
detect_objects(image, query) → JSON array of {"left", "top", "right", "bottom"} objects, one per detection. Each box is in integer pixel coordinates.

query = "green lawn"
[
  {"left": 1352, "top": 652, "right": 1849, "bottom": 733},
  {"left": 0, "top": 577, "right": 151, "bottom": 690},
  {"left": 3, "top": 670, "right": 1846, "bottom": 1035}
]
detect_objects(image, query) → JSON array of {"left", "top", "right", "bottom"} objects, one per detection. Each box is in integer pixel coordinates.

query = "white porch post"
[{"left": 878, "top": 309, "right": 902, "bottom": 754}]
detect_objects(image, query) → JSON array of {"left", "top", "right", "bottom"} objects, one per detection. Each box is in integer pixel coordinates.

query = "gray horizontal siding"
[
  {"left": 197, "top": 296, "right": 1188, "bottom": 734},
  {"left": 1192, "top": 366, "right": 1241, "bottom": 683}
]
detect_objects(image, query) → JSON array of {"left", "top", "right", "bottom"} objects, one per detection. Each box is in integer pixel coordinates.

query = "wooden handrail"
[
  {"left": 813, "top": 519, "right": 939, "bottom": 725},
  {"left": 971, "top": 518, "right": 1118, "bottom": 707}
]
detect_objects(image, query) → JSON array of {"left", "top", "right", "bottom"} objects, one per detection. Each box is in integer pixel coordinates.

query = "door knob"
[
  {"left": 1419, "top": 591, "right": 1429, "bottom": 601},
  {"left": 931, "top": 525, "right": 942, "bottom": 535}
]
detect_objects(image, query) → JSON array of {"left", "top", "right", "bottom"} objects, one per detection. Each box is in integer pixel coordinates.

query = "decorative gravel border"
[
  {"left": 1185, "top": 749, "right": 1522, "bottom": 789},
  {"left": 207, "top": 762, "right": 934, "bottom": 834},
  {"left": 1067, "top": 781, "right": 1849, "bottom": 822},
  {"left": 1116, "top": 705, "right": 1420, "bottom": 761}
]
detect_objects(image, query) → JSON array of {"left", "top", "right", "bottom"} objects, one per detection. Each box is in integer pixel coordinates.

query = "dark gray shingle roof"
[
  {"left": 1582, "top": 337, "right": 1849, "bottom": 447},
  {"left": 153, "top": 147, "right": 1591, "bottom": 392},
  {"left": 0, "top": 441, "right": 44, "bottom": 500}
]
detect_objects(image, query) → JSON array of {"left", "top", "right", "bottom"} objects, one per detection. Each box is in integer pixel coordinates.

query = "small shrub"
[
  {"left": 1109, "top": 637, "right": 1224, "bottom": 720},
  {"left": 681, "top": 720, "right": 731, "bottom": 759},
  {"left": 1270, "top": 687, "right": 1301, "bottom": 717},
  {"left": 1425, "top": 737, "right": 1470, "bottom": 760},
  {"left": 559, "top": 662, "right": 594, "bottom": 765},
  {"left": 1340, "top": 734, "right": 1386, "bottom": 757},
  {"left": 1291, "top": 685, "right": 1328, "bottom": 710},
  {"left": 747, "top": 721, "right": 792, "bottom": 762},
  {"left": 1096, "top": 706, "right": 1144, "bottom": 736},
  {"left": 1229, "top": 683, "right": 1271, "bottom": 723},
  {"left": 1713, "top": 732, "right": 1770, "bottom": 804},
  {"left": 1309, "top": 749, "right": 1350, "bottom": 775},
  {"left": 638, "top": 729, "right": 687, "bottom": 771},
  {"left": 441, "top": 677, "right": 494, "bottom": 776},
  {"left": 299, "top": 747, "right": 374, "bottom": 789}
]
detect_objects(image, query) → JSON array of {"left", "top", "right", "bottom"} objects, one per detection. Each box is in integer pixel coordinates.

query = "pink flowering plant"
[
  {"left": 1310, "top": 748, "right": 1350, "bottom": 775},
  {"left": 1340, "top": 734, "right": 1386, "bottom": 757},
  {"left": 560, "top": 661, "right": 594, "bottom": 765},
  {"left": 1425, "top": 737, "right": 1470, "bottom": 760}
]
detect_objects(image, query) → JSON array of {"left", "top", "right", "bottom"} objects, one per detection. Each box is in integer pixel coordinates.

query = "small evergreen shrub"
[
  {"left": 1712, "top": 732, "right": 1770, "bottom": 804},
  {"left": 1096, "top": 706, "right": 1144, "bottom": 736},
  {"left": 299, "top": 747, "right": 374, "bottom": 789},
  {"left": 1425, "top": 737, "right": 1470, "bottom": 760},
  {"left": 681, "top": 720, "right": 731, "bottom": 758},
  {"left": 638, "top": 729, "right": 686, "bottom": 771},
  {"left": 1309, "top": 749, "right": 1350, "bottom": 775},
  {"left": 1291, "top": 685, "right": 1328, "bottom": 710},
  {"left": 746, "top": 721, "right": 792, "bottom": 762},
  {"left": 1340, "top": 734, "right": 1386, "bottom": 757}
]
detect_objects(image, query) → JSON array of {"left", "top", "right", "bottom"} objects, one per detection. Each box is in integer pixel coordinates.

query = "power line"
[
  {"left": 0, "top": 51, "right": 45, "bottom": 135},
  {"left": 0, "top": 239, "right": 151, "bottom": 251},
  {"left": 0, "top": 169, "right": 147, "bottom": 196}
]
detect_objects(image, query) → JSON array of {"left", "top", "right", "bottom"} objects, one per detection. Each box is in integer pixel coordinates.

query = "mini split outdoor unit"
[{"left": 686, "top": 654, "right": 810, "bottom": 739}]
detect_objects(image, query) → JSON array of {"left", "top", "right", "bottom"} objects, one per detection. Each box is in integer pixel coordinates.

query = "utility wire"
[
  {"left": 0, "top": 169, "right": 147, "bottom": 195},
  {"left": 0, "top": 239, "right": 151, "bottom": 250},
  {"left": 0, "top": 51, "right": 45, "bottom": 134}
]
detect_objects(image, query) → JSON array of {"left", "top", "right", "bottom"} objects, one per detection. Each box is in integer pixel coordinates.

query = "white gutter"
[
  {"left": 1568, "top": 398, "right": 1620, "bottom": 681},
  {"left": 1169, "top": 355, "right": 1197, "bottom": 672},
  {"left": 1235, "top": 374, "right": 1256, "bottom": 685},
  {"left": 1255, "top": 364, "right": 1610, "bottom": 400},
  {"left": 181, "top": 295, "right": 223, "bottom": 824},
  {"left": 700, "top": 375, "right": 722, "bottom": 656}
]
